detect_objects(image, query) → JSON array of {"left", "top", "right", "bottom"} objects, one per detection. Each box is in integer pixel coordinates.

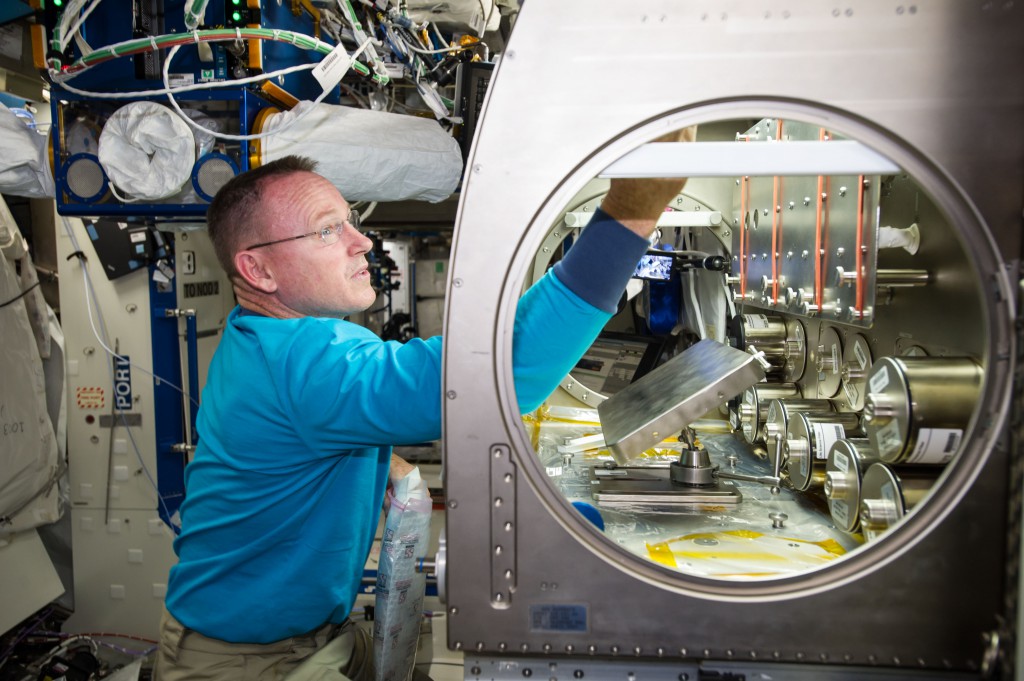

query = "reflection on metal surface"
[
  {"left": 859, "top": 463, "right": 939, "bottom": 541},
  {"left": 863, "top": 357, "right": 982, "bottom": 464},
  {"left": 839, "top": 333, "right": 873, "bottom": 411},
  {"left": 598, "top": 340, "right": 766, "bottom": 464},
  {"left": 815, "top": 326, "right": 844, "bottom": 398}
]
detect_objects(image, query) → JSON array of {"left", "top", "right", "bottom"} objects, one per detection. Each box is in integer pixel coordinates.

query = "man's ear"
[{"left": 234, "top": 250, "right": 278, "bottom": 294}]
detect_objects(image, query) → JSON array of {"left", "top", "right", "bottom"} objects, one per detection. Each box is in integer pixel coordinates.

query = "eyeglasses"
[{"left": 244, "top": 209, "right": 361, "bottom": 251}]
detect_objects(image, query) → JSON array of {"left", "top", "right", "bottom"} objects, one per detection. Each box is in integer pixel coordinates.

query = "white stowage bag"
[
  {"left": 261, "top": 102, "right": 463, "bottom": 203},
  {"left": 374, "top": 468, "right": 432, "bottom": 681},
  {"left": 97, "top": 101, "right": 196, "bottom": 200},
  {"left": 0, "top": 104, "right": 55, "bottom": 199},
  {"left": 0, "top": 206, "right": 61, "bottom": 536}
]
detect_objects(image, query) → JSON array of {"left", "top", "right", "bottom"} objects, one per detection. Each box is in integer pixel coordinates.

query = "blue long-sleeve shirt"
[{"left": 166, "top": 209, "right": 649, "bottom": 643}]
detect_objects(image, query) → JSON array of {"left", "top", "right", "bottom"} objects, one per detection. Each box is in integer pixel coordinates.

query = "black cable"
[{"left": 0, "top": 281, "right": 40, "bottom": 310}]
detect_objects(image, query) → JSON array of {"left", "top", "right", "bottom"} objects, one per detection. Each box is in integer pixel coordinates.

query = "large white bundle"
[
  {"left": 97, "top": 101, "right": 196, "bottom": 200},
  {"left": 262, "top": 102, "right": 463, "bottom": 203}
]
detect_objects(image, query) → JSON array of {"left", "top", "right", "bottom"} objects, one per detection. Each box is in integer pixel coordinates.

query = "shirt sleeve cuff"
[{"left": 552, "top": 207, "right": 652, "bottom": 313}]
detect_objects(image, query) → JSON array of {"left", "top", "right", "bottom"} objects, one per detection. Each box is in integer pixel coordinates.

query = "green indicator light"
[
  {"left": 232, "top": 0, "right": 241, "bottom": 4},
  {"left": 54, "top": 0, "right": 63, "bottom": 6},
  {"left": 232, "top": 10, "right": 242, "bottom": 21}
]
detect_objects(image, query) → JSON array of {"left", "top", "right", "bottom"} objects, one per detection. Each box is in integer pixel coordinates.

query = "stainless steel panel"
[
  {"left": 443, "top": 0, "right": 1020, "bottom": 674},
  {"left": 598, "top": 339, "right": 766, "bottom": 463}
]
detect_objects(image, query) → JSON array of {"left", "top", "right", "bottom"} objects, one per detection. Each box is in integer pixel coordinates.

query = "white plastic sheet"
[
  {"left": 373, "top": 468, "right": 431, "bottom": 681},
  {"left": 0, "top": 213, "right": 60, "bottom": 535},
  {"left": 97, "top": 101, "right": 196, "bottom": 200},
  {"left": 0, "top": 104, "right": 55, "bottom": 199},
  {"left": 262, "top": 102, "right": 463, "bottom": 203}
]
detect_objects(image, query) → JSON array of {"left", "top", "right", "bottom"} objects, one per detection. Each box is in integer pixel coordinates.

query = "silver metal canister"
[
  {"left": 863, "top": 357, "right": 982, "bottom": 464},
  {"left": 823, "top": 438, "right": 879, "bottom": 533},
  {"left": 763, "top": 399, "right": 836, "bottom": 482},
  {"left": 859, "top": 462, "right": 939, "bottom": 541},
  {"left": 737, "top": 382, "right": 801, "bottom": 444},
  {"left": 783, "top": 412, "right": 863, "bottom": 492}
]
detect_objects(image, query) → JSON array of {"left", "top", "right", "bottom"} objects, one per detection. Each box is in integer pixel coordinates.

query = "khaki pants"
[{"left": 155, "top": 607, "right": 374, "bottom": 681}]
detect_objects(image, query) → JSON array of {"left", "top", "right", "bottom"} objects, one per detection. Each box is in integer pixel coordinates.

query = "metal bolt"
[
  {"left": 446, "top": 390, "right": 457, "bottom": 399},
  {"left": 803, "top": 196, "right": 811, "bottom": 206},
  {"left": 453, "top": 278, "right": 463, "bottom": 287},
  {"left": 839, "top": 186, "right": 848, "bottom": 197},
  {"left": 770, "top": 512, "right": 789, "bottom": 528}
]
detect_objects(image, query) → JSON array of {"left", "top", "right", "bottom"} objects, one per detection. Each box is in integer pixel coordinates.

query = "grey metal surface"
[
  {"left": 590, "top": 466, "right": 743, "bottom": 507},
  {"left": 597, "top": 339, "right": 766, "bottom": 463},
  {"left": 443, "top": 0, "right": 1020, "bottom": 674}
]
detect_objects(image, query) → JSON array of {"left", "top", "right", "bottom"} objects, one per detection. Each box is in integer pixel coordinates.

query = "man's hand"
[
  {"left": 389, "top": 453, "right": 415, "bottom": 485},
  {"left": 600, "top": 126, "right": 697, "bottom": 239},
  {"left": 383, "top": 454, "right": 416, "bottom": 513}
]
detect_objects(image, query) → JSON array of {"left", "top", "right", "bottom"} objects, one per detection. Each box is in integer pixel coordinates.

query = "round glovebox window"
[{"left": 514, "top": 107, "right": 1011, "bottom": 597}]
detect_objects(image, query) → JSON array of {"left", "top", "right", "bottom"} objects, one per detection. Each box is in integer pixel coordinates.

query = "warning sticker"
[
  {"left": 907, "top": 428, "right": 963, "bottom": 465},
  {"left": 76, "top": 387, "right": 105, "bottom": 410}
]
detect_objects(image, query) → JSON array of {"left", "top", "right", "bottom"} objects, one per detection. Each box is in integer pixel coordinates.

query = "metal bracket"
[{"left": 490, "top": 444, "right": 516, "bottom": 608}]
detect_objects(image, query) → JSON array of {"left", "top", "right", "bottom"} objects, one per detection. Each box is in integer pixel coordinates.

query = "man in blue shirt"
[{"left": 157, "top": 131, "right": 692, "bottom": 679}]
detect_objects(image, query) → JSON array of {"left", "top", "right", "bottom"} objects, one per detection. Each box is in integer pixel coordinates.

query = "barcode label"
[
  {"left": 907, "top": 428, "right": 963, "bottom": 464},
  {"left": 812, "top": 422, "right": 845, "bottom": 459},
  {"left": 312, "top": 43, "right": 353, "bottom": 92},
  {"left": 854, "top": 338, "right": 870, "bottom": 370},
  {"left": 744, "top": 314, "right": 770, "bottom": 330}
]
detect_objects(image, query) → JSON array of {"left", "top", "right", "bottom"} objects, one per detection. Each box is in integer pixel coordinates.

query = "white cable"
[
  {"left": 61, "top": 217, "right": 183, "bottom": 527},
  {"left": 49, "top": 28, "right": 327, "bottom": 84},
  {"left": 54, "top": 0, "right": 89, "bottom": 50},
  {"left": 404, "top": 41, "right": 459, "bottom": 56},
  {"left": 56, "top": 61, "right": 317, "bottom": 100},
  {"left": 60, "top": 0, "right": 105, "bottom": 51},
  {"left": 161, "top": 39, "right": 372, "bottom": 142},
  {"left": 106, "top": 183, "right": 146, "bottom": 204},
  {"left": 359, "top": 201, "right": 378, "bottom": 222}
]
